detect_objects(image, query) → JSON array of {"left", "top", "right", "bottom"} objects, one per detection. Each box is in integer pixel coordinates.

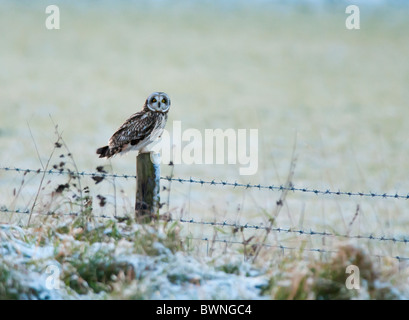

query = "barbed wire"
[
  {"left": 2, "top": 205, "right": 409, "bottom": 244},
  {"left": 1, "top": 166, "right": 409, "bottom": 200},
  {"left": 0, "top": 205, "right": 119, "bottom": 220},
  {"left": 190, "top": 236, "right": 409, "bottom": 262},
  {"left": 1, "top": 205, "right": 409, "bottom": 262},
  {"left": 191, "top": 236, "right": 339, "bottom": 255},
  {"left": 177, "top": 218, "right": 409, "bottom": 244}
]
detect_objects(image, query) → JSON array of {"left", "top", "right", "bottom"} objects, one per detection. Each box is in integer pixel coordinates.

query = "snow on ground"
[
  {"left": 1, "top": 218, "right": 409, "bottom": 300},
  {"left": 0, "top": 221, "right": 269, "bottom": 300}
]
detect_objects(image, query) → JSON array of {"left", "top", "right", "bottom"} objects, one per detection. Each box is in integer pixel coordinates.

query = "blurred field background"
[{"left": 1, "top": 0, "right": 409, "bottom": 260}]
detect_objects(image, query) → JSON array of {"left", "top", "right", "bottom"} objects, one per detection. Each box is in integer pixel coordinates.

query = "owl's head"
[{"left": 145, "top": 92, "right": 171, "bottom": 113}]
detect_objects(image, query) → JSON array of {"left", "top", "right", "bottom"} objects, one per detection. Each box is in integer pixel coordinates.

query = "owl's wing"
[{"left": 108, "top": 111, "right": 156, "bottom": 148}]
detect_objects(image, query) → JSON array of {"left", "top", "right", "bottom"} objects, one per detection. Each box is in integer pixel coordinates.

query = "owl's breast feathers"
[{"left": 96, "top": 111, "right": 168, "bottom": 158}]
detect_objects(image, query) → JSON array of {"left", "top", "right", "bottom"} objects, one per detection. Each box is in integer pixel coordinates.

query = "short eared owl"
[{"left": 96, "top": 92, "right": 171, "bottom": 158}]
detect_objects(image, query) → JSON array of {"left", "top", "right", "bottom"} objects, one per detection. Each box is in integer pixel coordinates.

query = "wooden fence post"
[{"left": 135, "top": 152, "right": 160, "bottom": 222}]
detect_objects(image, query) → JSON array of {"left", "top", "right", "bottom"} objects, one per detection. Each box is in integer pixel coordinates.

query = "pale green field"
[{"left": 1, "top": 1, "right": 409, "bottom": 261}]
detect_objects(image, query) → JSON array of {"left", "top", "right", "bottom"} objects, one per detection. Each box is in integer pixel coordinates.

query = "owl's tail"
[{"left": 96, "top": 145, "right": 112, "bottom": 158}]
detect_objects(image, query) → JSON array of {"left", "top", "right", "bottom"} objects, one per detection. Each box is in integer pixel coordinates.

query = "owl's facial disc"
[{"left": 147, "top": 92, "right": 171, "bottom": 113}]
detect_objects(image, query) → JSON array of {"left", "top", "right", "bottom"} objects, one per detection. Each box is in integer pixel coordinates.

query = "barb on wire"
[{"left": 1, "top": 166, "right": 409, "bottom": 200}]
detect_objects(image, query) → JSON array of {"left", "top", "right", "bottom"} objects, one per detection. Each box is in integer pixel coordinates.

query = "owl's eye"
[
  {"left": 161, "top": 99, "right": 166, "bottom": 103},
  {"left": 152, "top": 98, "right": 157, "bottom": 103}
]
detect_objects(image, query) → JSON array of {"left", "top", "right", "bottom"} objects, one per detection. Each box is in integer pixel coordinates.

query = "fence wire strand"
[
  {"left": 190, "top": 237, "right": 409, "bottom": 262},
  {"left": 1, "top": 205, "right": 409, "bottom": 245},
  {"left": 2, "top": 206, "right": 408, "bottom": 262},
  {"left": 2, "top": 166, "right": 409, "bottom": 200},
  {"left": 177, "top": 218, "right": 409, "bottom": 244},
  {"left": 1, "top": 205, "right": 409, "bottom": 262}
]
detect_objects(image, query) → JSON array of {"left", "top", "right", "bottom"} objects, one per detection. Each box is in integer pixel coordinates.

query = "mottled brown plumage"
[{"left": 97, "top": 92, "right": 170, "bottom": 158}]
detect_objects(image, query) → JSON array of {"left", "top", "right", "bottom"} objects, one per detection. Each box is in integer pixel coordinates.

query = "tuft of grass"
[
  {"left": 0, "top": 261, "right": 23, "bottom": 299},
  {"left": 260, "top": 245, "right": 406, "bottom": 300},
  {"left": 216, "top": 263, "right": 241, "bottom": 275},
  {"left": 62, "top": 249, "right": 135, "bottom": 294}
]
